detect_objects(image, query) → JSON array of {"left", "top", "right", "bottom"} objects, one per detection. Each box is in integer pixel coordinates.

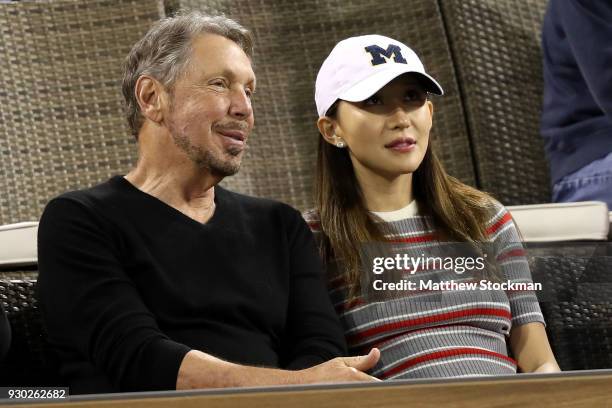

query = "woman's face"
[{"left": 332, "top": 75, "right": 433, "bottom": 181}]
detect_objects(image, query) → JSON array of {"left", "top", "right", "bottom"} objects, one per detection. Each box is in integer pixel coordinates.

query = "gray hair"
[{"left": 122, "top": 11, "right": 253, "bottom": 138}]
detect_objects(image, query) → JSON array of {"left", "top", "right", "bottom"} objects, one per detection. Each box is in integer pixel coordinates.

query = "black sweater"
[{"left": 37, "top": 176, "right": 346, "bottom": 394}]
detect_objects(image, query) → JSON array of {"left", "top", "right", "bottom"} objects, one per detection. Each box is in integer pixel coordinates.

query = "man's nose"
[{"left": 229, "top": 88, "right": 253, "bottom": 120}]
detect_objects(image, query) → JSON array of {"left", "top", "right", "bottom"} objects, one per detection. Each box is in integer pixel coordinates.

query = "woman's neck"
[{"left": 354, "top": 169, "right": 414, "bottom": 212}]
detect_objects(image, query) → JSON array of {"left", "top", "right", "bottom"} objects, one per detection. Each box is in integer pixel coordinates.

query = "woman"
[{"left": 305, "top": 35, "right": 560, "bottom": 379}]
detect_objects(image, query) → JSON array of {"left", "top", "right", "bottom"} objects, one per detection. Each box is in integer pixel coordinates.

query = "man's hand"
[
  {"left": 297, "top": 348, "right": 381, "bottom": 383},
  {"left": 176, "top": 348, "right": 381, "bottom": 390}
]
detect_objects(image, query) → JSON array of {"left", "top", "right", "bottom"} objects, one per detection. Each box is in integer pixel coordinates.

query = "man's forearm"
[
  {"left": 176, "top": 348, "right": 381, "bottom": 390},
  {"left": 176, "top": 350, "right": 300, "bottom": 389}
]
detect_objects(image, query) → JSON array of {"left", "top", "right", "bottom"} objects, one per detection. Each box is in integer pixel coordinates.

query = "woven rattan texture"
[
  {"left": 528, "top": 243, "right": 612, "bottom": 370},
  {"left": 440, "top": 0, "right": 550, "bottom": 205},
  {"left": 176, "top": 0, "right": 475, "bottom": 211},
  {"left": 0, "top": 278, "right": 60, "bottom": 385},
  {"left": 0, "top": 0, "right": 163, "bottom": 225}
]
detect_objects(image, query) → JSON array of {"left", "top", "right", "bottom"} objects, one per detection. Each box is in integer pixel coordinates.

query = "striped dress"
[{"left": 304, "top": 201, "right": 545, "bottom": 379}]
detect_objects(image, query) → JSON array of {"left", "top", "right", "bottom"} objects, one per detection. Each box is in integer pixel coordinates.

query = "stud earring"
[{"left": 333, "top": 135, "right": 346, "bottom": 148}]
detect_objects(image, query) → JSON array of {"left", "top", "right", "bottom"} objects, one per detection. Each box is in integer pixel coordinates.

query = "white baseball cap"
[{"left": 315, "top": 34, "right": 444, "bottom": 117}]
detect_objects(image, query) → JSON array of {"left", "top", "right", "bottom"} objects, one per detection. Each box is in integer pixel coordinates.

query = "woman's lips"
[{"left": 385, "top": 137, "right": 416, "bottom": 152}]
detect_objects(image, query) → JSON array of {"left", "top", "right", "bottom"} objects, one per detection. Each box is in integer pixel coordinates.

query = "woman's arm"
[{"left": 509, "top": 322, "right": 560, "bottom": 373}]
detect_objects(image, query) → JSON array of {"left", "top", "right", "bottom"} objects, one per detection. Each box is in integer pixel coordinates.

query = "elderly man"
[{"left": 36, "top": 12, "right": 378, "bottom": 394}]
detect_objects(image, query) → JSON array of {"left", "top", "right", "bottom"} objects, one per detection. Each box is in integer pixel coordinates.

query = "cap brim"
[{"left": 339, "top": 65, "right": 444, "bottom": 102}]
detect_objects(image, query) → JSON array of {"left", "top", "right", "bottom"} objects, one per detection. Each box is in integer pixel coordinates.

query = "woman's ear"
[
  {"left": 317, "top": 116, "right": 345, "bottom": 147},
  {"left": 427, "top": 99, "right": 434, "bottom": 120}
]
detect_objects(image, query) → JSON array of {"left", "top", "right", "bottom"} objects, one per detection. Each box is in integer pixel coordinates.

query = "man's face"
[{"left": 165, "top": 33, "right": 255, "bottom": 177}]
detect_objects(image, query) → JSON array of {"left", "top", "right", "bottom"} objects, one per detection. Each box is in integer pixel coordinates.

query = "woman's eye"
[
  {"left": 363, "top": 95, "right": 382, "bottom": 105},
  {"left": 405, "top": 90, "right": 426, "bottom": 102},
  {"left": 405, "top": 90, "right": 418, "bottom": 100}
]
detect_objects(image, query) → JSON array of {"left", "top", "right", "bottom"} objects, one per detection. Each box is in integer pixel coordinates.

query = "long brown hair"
[{"left": 314, "top": 102, "right": 500, "bottom": 298}]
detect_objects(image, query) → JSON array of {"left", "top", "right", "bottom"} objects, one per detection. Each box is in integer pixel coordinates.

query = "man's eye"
[
  {"left": 245, "top": 88, "right": 254, "bottom": 99},
  {"left": 363, "top": 95, "right": 382, "bottom": 105},
  {"left": 210, "top": 80, "right": 227, "bottom": 88}
]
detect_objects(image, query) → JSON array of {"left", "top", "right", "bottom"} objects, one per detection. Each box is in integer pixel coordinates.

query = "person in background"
[
  {"left": 541, "top": 0, "right": 612, "bottom": 209},
  {"left": 305, "top": 34, "right": 560, "bottom": 379},
  {"left": 36, "top": 12, "right": 379, "bottom": 394}
]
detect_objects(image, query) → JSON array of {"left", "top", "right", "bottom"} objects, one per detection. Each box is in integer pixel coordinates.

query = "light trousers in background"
[{"left": 552, "top": 151, "right": 612, "bottom": 210}]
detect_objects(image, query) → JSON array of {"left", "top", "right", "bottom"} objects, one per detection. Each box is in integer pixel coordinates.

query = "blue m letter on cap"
[{"left": 364, "top": 44, "right": 408, "bottom": 66}]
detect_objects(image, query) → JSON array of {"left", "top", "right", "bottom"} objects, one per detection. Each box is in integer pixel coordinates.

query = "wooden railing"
[{"left": 1, "top": 370, "right": 611, "bottom": 408}]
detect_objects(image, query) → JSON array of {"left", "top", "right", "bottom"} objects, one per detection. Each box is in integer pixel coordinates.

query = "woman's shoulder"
[
  {"left": 301, "top": 208, "right": 321, "bottom": 232},
  {"left": 480, "top": 198, "right": 518, "bottom": 240},
  {"left": 482, "top": 197, "right": 509, "bottom": 219}
]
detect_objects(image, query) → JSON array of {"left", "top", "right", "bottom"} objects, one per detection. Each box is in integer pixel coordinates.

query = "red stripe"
[
  {"left": 345, "top": 298, "right": 364, "bottom": 309},
  {"left": 307, "top": 221, "right": 320, "bottom": 231},
  {"left": 486, "top": 212, "right": 512, "bottom": 235},
  {"left": 367, "top": 324, "right": 466, "bottom": 350},
  {"left": 381, "top": 347, "right": 517, "bottom": 378},
  {"left": 497, "top": 248, "right": 526, "bottom": 262},
  {"left": 347, "top": 307, "right": 511, "bottom": 344},
  {"left": 328, "top": 275, "right": 346, "bottom": 289},
  {"left": 389, "top": 233, "right": 437, "bottom": 243}
]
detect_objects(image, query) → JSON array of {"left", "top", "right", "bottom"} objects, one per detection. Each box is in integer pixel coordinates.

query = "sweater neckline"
[
  {"left": 110, "top": 175, "right": 226, "bottom": 226},
  {"left": 370, "top": 200, "right": 419, "bottom": 222}
]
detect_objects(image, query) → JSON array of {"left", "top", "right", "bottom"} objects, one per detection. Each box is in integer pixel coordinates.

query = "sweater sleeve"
[
  {"left": 36, "top": 197, "right": 191, "bottom": 391},
  {"left": 282, "top": 208, "right": 347, "bottom": 369},
  {"left": 487, "top": 203, "right": 545, "bottom": 328},
  {"left": 558, "top": 0, "right": 612, "bottom": 117}
]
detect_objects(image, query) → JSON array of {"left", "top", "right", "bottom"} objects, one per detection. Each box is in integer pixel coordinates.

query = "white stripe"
[
  {"left": 496, "top": 241, "right": 524, "bottom": 251},
  {"left": 384, "top": 228, "right": 437, "bottom": 238},
  {"left": 377, "top": 327, "right": 506, "bottom": 351},
  {"left": 487, "top": 207, "right": 506, "bottom": 226},
  {"left": 345, "top": 302, "right": 510, "bottom": 334},
  {"left": 491, "top": 223, "right": 514, "bottom": 241},
  {"left": 376, "top": 345, "right": 499, "bottom": 373},
  {"left": 498, "top": 258, "right": 529, "bottom": 267},
  {"left": 341, "top": 288, "right": 478, "bottom": 315},
  {"left": 385, "top": 357, "right": 516, "bottom": 379},
  {"left": 339, "top": 300, "right": 384, "bottom": 314},
  {"left": 512, "top": 312, "right": 544, "bottom": 321},
  {"left": 349, "top": 317, "right": 512, "bottom": 348}
]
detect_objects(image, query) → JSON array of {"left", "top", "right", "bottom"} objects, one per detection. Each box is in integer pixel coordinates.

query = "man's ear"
[
  {"left": 317, "top": 116, "right": 340, "bottom": 146},
  {"left": 135, "top": 75, "right": 166, "bottom": 125}
]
